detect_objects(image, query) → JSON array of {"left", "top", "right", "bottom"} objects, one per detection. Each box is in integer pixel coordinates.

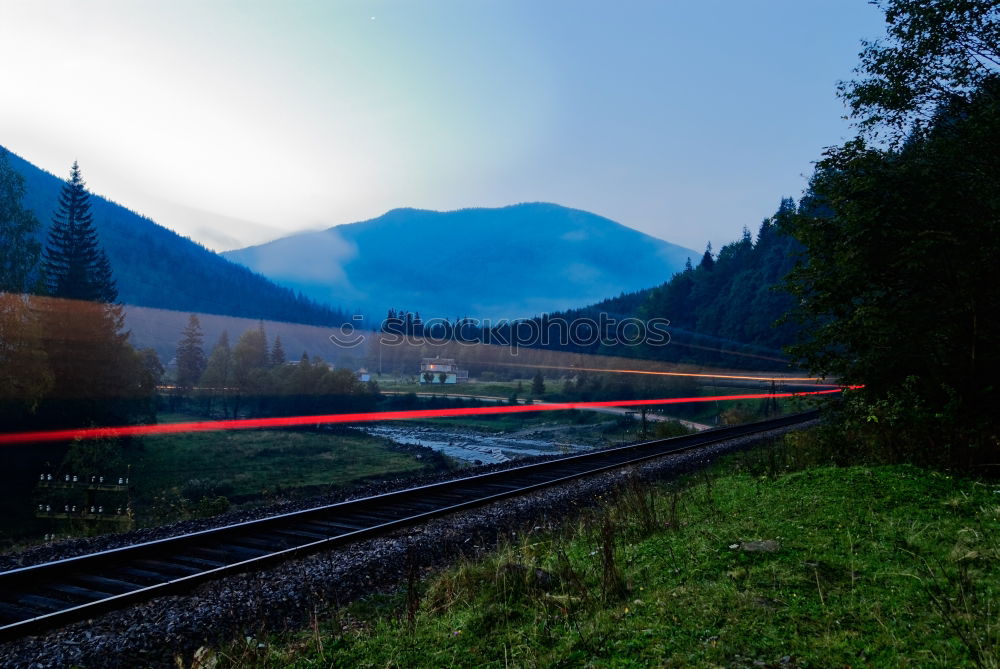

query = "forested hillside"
[
  {"left": 637, "top": 198, "right": 802, "bottom": 367},
  {"left": 3, "top": 147, "right": 349, "bottom": 326},
  {"left": 380, "top": 200, "right": 804, "bottom": 371},
  {"left": 491, "top": 199, "right": 805, "bottom": 370}
]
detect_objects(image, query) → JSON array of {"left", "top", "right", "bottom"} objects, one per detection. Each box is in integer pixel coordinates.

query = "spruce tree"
[
  {"left": 699, "top": 242, "right": 715, "bottom": 270},
  {"left": 38, "top": 162, "right": 146, "bottom": 426},
  {"left": 42, "top": 161, "right": 116, "bottom": 303},
  {"left": 270, "top": 335, "right": 286, "bottom": 366},
  {"left": 531, "top": 370, "right": 545, "bottom": 396},
  {"left": 175, "top": 314, "right": 207, "bottom": 390},
  {"left": 199, "top": 331, "right": 232, "bottom": 416}
]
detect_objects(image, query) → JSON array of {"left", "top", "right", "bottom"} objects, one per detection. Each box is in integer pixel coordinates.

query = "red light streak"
[{"left": 0, "top": 388, "right": 849, "bottom": 445}]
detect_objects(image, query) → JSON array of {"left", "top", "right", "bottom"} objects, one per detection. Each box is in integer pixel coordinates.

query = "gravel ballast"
[{"left": 0, "top": 421, "right": 814, "bottom": 668}]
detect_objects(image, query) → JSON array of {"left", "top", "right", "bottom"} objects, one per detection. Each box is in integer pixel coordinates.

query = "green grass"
[
  {"left": 133, "top": 430, "right": 424, "bottom": 496},
  {"left": 14, "top": 414, "right": 448, "bottom": 545},
  {"left": 377, "top": 377, "right": 556, "bottom": 398},
  {"left": 127, "top": 425, "right": 433, "bottom": 526},
  {"left": 213, "top": 454, "right": 1000, "bottom": 668}
]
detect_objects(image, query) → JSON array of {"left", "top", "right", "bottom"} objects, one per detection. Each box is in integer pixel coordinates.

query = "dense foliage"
[
  {"left": 785, "top": 0, "right": 1000, "bottom": 466},
  {"left": 0, "top": 150, "right": 41, "bottom": 295},
  {"left": 0, "top": 150, "right": 50, "bottom": 416},
  {"left": 786, "top": 80, "right": 1000, "bottom": 465},
  {"left": 637, "top": 200, "right": 803, "bottom": 369},
  {"left": 183, "top": 321, "right": 378, "bottom": 420},
  {"left": 843, "top": 0, "right": 1000, "bottom": 141}
]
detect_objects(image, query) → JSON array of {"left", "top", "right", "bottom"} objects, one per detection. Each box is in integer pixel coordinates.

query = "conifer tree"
[
  {"left": 200, "top": 331, "right": 232, "bottom": 416},
  {"left": 531, "top": 369, "right": 545, "bottom": 396},
  {"left": 699, "top": 242, "right": 715, "bottom": 270},
  {"left": 270, "top": 335, "right": 286, "bottom": 366},
  {"left": 175, "top": 314, "right": 207, "bottom": 390},
  {"left": 38, "top": 162, "right": 146, "bottom": 426},
  {"left": 42, "top": 161, "right": 116, "bottom": 303}
]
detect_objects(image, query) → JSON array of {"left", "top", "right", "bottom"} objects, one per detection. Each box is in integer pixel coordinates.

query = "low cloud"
[{"left": 254, "top": 229, "right": 358, "bottom": 287}]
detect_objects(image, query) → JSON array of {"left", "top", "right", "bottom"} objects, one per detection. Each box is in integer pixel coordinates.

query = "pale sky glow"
[{"left": 0, "top": 1, "right": 885, "bottom": 252}]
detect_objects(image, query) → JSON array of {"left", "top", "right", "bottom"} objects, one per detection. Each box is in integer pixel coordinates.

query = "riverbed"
[{"left": 358, "top": 424, "right": 591, "bottom": 463}]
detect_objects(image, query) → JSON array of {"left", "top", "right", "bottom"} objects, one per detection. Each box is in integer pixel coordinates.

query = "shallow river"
[{"left": 359, "top": 425, "right": 588, "bottom": 464}]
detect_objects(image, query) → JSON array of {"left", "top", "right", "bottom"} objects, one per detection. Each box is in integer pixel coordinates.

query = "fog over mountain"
[{"left": 224, "top": 203, "right": 697, "bottom": 320}]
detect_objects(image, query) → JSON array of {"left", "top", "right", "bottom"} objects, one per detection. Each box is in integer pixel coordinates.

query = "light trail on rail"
[
  {"left": 664, "top": 340, "right": 791, "bottom": 364},
  {"left": 0, "top": 388, "right": 850, "bottom": 445},
  {"left": 493, "top": 361, "right": 836, "bottom": 384}
]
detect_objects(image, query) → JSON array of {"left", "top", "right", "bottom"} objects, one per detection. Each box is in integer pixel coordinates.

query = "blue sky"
[{"left": 0, "top": 1, "right": 885, "bottom": 252}]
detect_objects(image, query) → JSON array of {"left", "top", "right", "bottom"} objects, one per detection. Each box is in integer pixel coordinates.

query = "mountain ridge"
[
  {"left": 224, "top": 202, "right": 697, "bottom": 320},
  {"left": 2, "top": 146, "right": 349, "bottom": 326}
]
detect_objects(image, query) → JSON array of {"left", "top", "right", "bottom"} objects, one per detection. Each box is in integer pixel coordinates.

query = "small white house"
[{"left": 419, "top": 357, "right": 468, "bottom": 384}]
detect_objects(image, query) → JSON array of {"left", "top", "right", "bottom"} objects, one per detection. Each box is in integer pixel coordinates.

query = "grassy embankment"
[
  {"left": 127, "top": 422, "right": 440, "bottom": 526},
  {"left": 211, "top": 434, "right": 999, "bottom": 668},
  {"left": 12, "top": 417, "right": 447, "bottom": 544}
]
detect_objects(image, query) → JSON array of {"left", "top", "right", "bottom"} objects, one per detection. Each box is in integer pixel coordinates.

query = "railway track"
[{"left": 0, "top": 410, "right": 817, "bottom": 641}]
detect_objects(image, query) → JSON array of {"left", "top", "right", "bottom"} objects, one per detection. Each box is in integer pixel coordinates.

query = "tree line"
[{"left": 173, "top": 315, "right": 378, "bottom": 419}]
